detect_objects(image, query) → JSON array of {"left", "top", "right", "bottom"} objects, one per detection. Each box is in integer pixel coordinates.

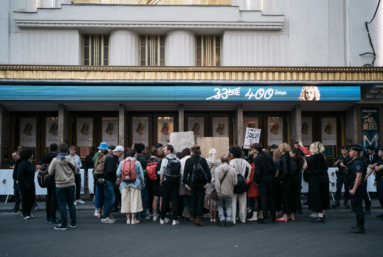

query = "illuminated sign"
[{"left": 0, "top": 85, "right": 360, "bottom": 101}]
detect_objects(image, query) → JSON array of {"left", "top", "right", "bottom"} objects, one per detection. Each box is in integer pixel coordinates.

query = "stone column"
[
  {"left": 109, "top": 30, "right": 139, "bottom": 66},
  {"left": 0, "top": 105, "right": 11, "bottom": 169},
  {"left": 290, "top": 104, "right": 302, "bottom": 143},
  {"left": 178, "top": 104, "right": 184, "bottom": 132},
  {"left": 166, "top": 30, "right": 195, "bottom": 66},
  {"left": 345, "top": 104, "right": 358, "bottom": 145},
  {"left": 40, "top": 0, "right": 56, "bottom": 8},
  {"left": 236, "top": 104, "right": 244, "bottom": 147},
  {"left": 24, "top": 0, "right": 38, "bottom": 12},
  {"left": 58, "top": 104, "right": 69, "bottom": 145}
]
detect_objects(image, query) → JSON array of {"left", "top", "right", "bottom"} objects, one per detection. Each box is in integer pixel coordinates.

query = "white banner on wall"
[
  {"left": 322, "top": 117, "right": 337, "bottom": 145},
  {"left": 133, "top": 117, "right": 149, "bottom": 147},
  {"left": 77, "top": 118, "right": 93, "bottom": 147},
  {"left": 102, "top": 117, "right": 118, "bottom": 146},
  {"left": 301, "top": 117, "right": 313, "bottom": 146},
  {"left": 20, "top": 117, "right": 36, "bottom": 147},
  {"left": 267, "top": 117, "right": 283, "bottom": 146},
  {"left": 46, "top": 117, "right": 58, "bottom": 147}
]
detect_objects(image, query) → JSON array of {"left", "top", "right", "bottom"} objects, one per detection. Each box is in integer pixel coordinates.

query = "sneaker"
[
  {"left": 160, "top": 218, "right": 169, "bottom": 225},
  {"left": 76, "top": 199, "right": 85, "bottom": 204},
  {"left": 309, "top": 212, "right": 318, "bottom": 218},
  {"left": 32, "top": 203, "right": 38, "bottom": 212},
  {"left": 73, "top": 201, "right": 77, "bottom": 206},
  {"left": 101, "top": 217, "right": 116, "bottom": 224},
  {"left": 54, "top": 225, "right": 67, "bottom": 230},
  {"left": 94, "top": 210, "right": 98, "bottom": 217},
  {"left": 126, "top": 219, "right": 131, "bottom": 225},
  {"left": 69, "top": 225, "right": 77, "bottom": 229},
  {"left": 45, "top": 218, "right": 50, "bottom": 223},
  {"left": 153, "top": 214, "right": 158, "bottom": 222},
  {"left": 172, "top": 220, "right": 180, "bottom": 225},
  {"left": 23, "top": 216, "right": 31, "bottom": 220},
  {"left": 145, "top": 215, "right": 151, "bottom": 220},
  {"left": 202, "top": 213, "right": 210, "bottom": 218},
  {"left": 50, "top": 218, "right": 61, "bottom": 224},
  {"left": 131, "top": 220, "right": 140, "bottom": 225}
]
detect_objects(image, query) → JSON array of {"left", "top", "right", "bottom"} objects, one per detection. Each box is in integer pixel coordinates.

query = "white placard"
[
  {"left": 322, "top": 117, "right": 337, "bottom": 145},
  {"left": 367, "top": 169, "right": 377, "bottom": 192},
  {"left": 170, "top": 132, "right": 194, "bottom": 153},
  {"left": 212, "top": 117, "right": 229, "bottom": 137},
  {"left": 133, "top": 117, "right": 149, "bottom": 147},
  {"left": 328, "top": 169, "right": 337, "bottom": 193},
  {"left": 88, "top": 169, "right": 94, "bottom": 194},
  {"left": 102, "top": 117, "right": 118, "bottom": 146},
  {"left": 46, "top": 117, "right": 58, "bottom": 147},
  {"left": 244, "top": 128, "right": 261, "bottom": 149},
  {"left": 267, "top": 117, "right": 283, "bottom": 146},
  {"left": 77, "top": 117, "right": 93, "bottom": 147},
  {"left": 20, "top": 117, "right": 36, "bottom": 147},
  {"left": 188, "top": 117, "right": 204, "bottom": 143},
  {"left": 301, "top": 117, "right": 312, "bottom": 146},
  {"left": 243, "top": 117, "right": 259, "bottom": 143},
  {"left": 158, "top": 117, "right": 174, "bottom": 146}
]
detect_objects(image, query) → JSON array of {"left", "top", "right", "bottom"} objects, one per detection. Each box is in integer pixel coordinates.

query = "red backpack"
[
  {"left": 122, "top": 159, "right": 138, "bottom": 183},
  {"left": 146, "top": 162, "right": 158, "bottom": 181}
]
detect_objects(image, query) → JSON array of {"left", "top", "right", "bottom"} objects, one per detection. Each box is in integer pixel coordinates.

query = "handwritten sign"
[{"left": 244, "top": 128, "right": 261, "bottom": 149}]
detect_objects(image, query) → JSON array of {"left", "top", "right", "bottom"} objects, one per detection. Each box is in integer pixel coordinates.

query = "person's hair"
[
  {"left": 19, "top": 148, "right": 33, "bottom": 161},
  {"left": 15, "top": 151, "right": 20, "bottom": 156},
  {"left": 291, "top": 148, "right": 302, "bottom": 165},
  {"left": 90, "top": 147, "right": 96, "bottom": 151},
  {"left": 294, "top": 142, "right": 299, "bottom": 145},
  {"left": 157, "top": 150, "right": 165, "bottom": 159},
  {"left": 272, "top": 148, "right": 281, "bottom": 162},
  {"left": 229, "top": 145, "right": 242, "bottom": 158},
  {"left": 126, "top": 149, "right": 136, "bottom": 157},
  {"left": 279, "top": 143, "right": 291, "bottom": 153},
  {"left": 101, "top": 149, "right": 108, "bottom": 155},
  {"left": 50, "top": 143, "right": 58, "bottom": 152},
  {"left": 367, "top": 146, "right": 375, "bottom": 151},
  {"left": 58, "top": 143, "right": 68, "bottom": 153},
  {"left": 181, "top": 148, "right": 191, "bottom": 158},
  {"left": 176, "top": 152, "right": 182, "bottom": 159},
  {"left": 264, "top": 149, "right": 271, "bottom": 156},
  {"left": 150, "top": 147, "right": 157, "bottom": 156},
  {"left": 252, "top": 143, "right": 263, "bottom": 151},
  {"left": 309, "top": 142, "right": 325, "bottom": 155},
  {"left": 191, "top": 146, "right": 201, "bottom": 156},
  {"left": 134, "top": 143, "right": 146, "bottom": 154},
  {"left": 69, "top": 145, "right": 76, "bottom": 151},
  {"left": 166, "top": 145, "right": 174, "bottom": 153},
  {"left": 221, "top": 156, "right": 229, "bottom": 163}
]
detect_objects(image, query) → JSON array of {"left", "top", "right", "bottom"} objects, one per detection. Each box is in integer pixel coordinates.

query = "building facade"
[{"left": 0, "top": 0, "right": 382, "bottom": 168}]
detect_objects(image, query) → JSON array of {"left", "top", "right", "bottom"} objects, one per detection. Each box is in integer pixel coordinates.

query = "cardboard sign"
[
  {"left": 197, "top": 137, "right": 229, "bottom": 159},
  {"left": 169, "top": 132, "right": 194, "bottom": 153},
  {"left": 244, "top": 128, "right": 261, "bottom": 149}
]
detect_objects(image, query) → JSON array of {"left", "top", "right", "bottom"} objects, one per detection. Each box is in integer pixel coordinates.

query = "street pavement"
[{"left": 0, "top": 201, "right": 382, "bottom": 257}]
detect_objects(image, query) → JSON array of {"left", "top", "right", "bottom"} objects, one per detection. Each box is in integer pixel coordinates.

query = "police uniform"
[
  {"left": 345, "top": 145, "right": 367, "bottom": 233},
  {"left": 375, "top": 147, "right": 383, "bottom": 219},
  {"left": 360, "top": 157, "right": 372, "bottom": 214},
  {"left": 333, "top": 146, "right": 350, "bottom": 208}
]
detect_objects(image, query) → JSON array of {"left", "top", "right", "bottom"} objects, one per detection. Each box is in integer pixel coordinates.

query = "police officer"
[
  {"left": 332, "top": 146, "right": 351, "bottom": 208},
  {"left": 359, "top": 151, "right": 372, "bottom": 214},
  {"left": 365, "top": 146, "right": 383, "bottom": 219},
  {"left": 344, "top": 145, "right": 367, "bottom": 233}
]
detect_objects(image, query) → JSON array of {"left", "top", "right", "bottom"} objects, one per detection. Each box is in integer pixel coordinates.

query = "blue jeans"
[
  {"left": 102, "top": 181, "right": 115, "bottom": 219},
  {"left": 96, "top": 184, "right": 105, "bottom": 209},
  {"left": 217, "top": 196, "right": 233, "bottom": 222},
  {"left": 13, "top": 181, "right": 21, "bottom": 209},
  {"left": 56, "top": 186, "right": 76, "bottom": 227},
  {"left": 139, "top": 177, "right": 148, "bottom": 218}
]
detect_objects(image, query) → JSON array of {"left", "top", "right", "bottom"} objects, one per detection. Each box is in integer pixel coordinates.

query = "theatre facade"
[{"left": 0, "top": 0, "right": 382, "bottom": 168}]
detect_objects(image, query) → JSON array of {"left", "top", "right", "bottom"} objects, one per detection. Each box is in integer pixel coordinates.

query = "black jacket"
[
  {"left": 12, "top": 159, "right": 22, "bottom": 181},
  {"left": 17, "top": 160, "right": 36, "bottom": 184},
  {"left": 84, "top": 153, "right": 95, "bottom": 172},
  {"left": 103, "top": 154, "right": 120, "bottom": 182},
  {"left": 364, "top": 153, "right": 379, "bottom": 165},
  {"left": 279, "top": 153, "right": 291, "bottom": 182},
  {"left": 137, "top": 154, "right": 148, "bottom": 170},
  {"left": 306, "top": 153, "right": 328, "bottom": 177},
  {"left": 183, "top": 156, "right": 211, "bottom": 187},
  {"left": 39, "top": 152, "right": 58, "bottom": 165},
  {"left": 254, "top": 151, "right": 275, "bottom": 183}
]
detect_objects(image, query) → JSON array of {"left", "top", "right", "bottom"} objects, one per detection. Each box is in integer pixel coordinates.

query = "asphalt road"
[{"left": 1, "top": 208, "right": 383, "bottom": 257}]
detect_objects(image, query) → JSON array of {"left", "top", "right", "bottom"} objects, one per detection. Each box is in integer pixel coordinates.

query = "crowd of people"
[{"left": 8, "top": 140, "right": 383, "bottom": 234}]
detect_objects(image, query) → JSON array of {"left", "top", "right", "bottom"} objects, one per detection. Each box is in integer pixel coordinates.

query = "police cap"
[{"left": 349, "top": 145, "right": 363, "bottom": 151}]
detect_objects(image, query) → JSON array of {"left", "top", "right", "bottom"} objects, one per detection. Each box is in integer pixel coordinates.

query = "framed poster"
[
  {"left": 157, "top": 117, "right": 174, "bottom": 146},
  {"left": 243, "top": 117, "right": 259, "bottom": 141},
  {"left": 133, "top": 117, "right": 149, "bottom": 147},
  {"left": 188, "top": 117, "right": 204, "bottom": 143},
  {"left": 321, "top": 117, "right": 337, "bottom": 145},
  {"left": 46, "top": 117, "right": 58, "bottom": 147},
  {"left": 102, "top": 117, "right": 118, "bottom": 146},
  {"left": 20, "top": 117, "right": 36, "bottom": 147},
  {"left": 77, "top": 117, "right": 93, "bottom": 147},
  {"left": 267, "top": 117, "right": 283, "bottom": 146},
  {"left": 301, "top": 117, "right": 312, "bottom": 146},
  {"left": 361, "top": 108, "right": 380, "bottom": 153},
  {"left": 212, "top": 117, "right": 229, "bottom": 138}
]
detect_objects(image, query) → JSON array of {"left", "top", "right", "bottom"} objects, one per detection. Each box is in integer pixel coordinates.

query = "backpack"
[
  {"left": 37, "top": 164, "right": 53, "bottom": 188},
  {"left": 147, "top": 162, "right": 158, "bottom": 181},
  {"left": 121, "top": 159, "right": 138, "bottom": 183},
  {"left": 234, "top": 174, "right": 247, "bottom": 194},
  {"left": 94, "top": 154, "right": 107, "bottom": 175},
  {"left": 289, "top": 156, "right": 298, "bottom": 176},
  {"left": 165, "top": 157, "right": 181, "bottom": 182},
  {"left": 192, "top": 158, "right": 207, "bottom": 183}
]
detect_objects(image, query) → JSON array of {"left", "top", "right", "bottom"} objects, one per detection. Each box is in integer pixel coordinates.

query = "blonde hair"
[
  {"left": 309, "top": 142, "right": 325, "bottom": 155},
  {"left": 279, "top": 143, "right": 291, "bottom": 154},
  {"left": 208, "top": 148, "right": 217, "bottom": 163},
  {"left": 273, "top": 148, "right": 281, "bottom": 162},
  {"left": 69, "top": 145, "right": 77, "bottom": 151}
]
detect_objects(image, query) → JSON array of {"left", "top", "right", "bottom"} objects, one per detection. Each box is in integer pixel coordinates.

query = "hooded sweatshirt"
[
  {"left": 159, "top": 154, "right": 180, "bottom": 182},
  {"left": 48, "top": 153, "right": 78, "bottom": 188},
  {"left": 215, "top": 163, "right": 237, "bottom": 197}
]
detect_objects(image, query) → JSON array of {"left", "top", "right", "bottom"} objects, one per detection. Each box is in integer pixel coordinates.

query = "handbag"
[{"left": 97, "top": 177, "right": 106, "bottom": 187}]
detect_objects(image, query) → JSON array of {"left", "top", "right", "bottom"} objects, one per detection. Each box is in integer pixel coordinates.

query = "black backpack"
[
  {"left": 165, "top": 157, "right": 181, "bottom": 182},
  {"left": 234, "top": 174, "right": 247, "bottom": 194},
  {"left": 289, "top": 157, "right": 298, "bottom": 176},
  {"left": 37, "top": 164, "right": 53, "bottom": 188},
  {"left": 192, "top": 158, "right": 207, "bottom": 183}
]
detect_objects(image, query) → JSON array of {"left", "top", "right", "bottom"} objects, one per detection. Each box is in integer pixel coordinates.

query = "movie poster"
[
  {"left": 243, "top": 117, "right": 259, "bottom": 141},
  {"left": 301, "top": 117, "right": 312, "bottom": 146},
  {"left": 267, "top": 117, "right": 283, "bottom": 146},
  {"left": 188, "top": 117, "right": 204, "bottom": 143},
  {"left": 102, "top": 117, "right": 118, "bottom": 146},
  {"left": 77, "top": 117, "right": 93, "bottom": 147},
  {"left": 20, "top": 117, "right": 36, "bottom": 147},
  {"left": 212, "top": 117, "right": 229, "bottom": 138},
  {"left": 361, "top": 108, "right": 380, "bottom": 153},
  {"left": 46, "top": 117, "right": 58, "bottom": 147},
  {"left": 133, "top": 117, "right": 149, "bottom": 147},
  {"left": 158, "top": 117, "right": 174, "bottom": 146},
  {"left": 321, "top": 117, "right": 337, "bottom": 145}
]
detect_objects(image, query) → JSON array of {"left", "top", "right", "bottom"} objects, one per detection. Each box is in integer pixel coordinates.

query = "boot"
[
  {"left": 344, "top": 200, "right": 350, "bottom": 208},
  {"left": 331, "top": 200, "right": 340, "bottom": 208},
  {"left": 195, "top": 217, "right": 205, "bottom": 226},
  {"left": 182, "top": 207, "right": 186, "bottom": 218},
  {"left": 258, "top": 211, "right": 264, "bottom": 219},
  {"left": 184, "top": 206, "right": 193, "bottom": 221},
  {"left": 193, "top": 217, "right": 197, "bottom": 225},
  {"left": 247, "top": 212, "right": 258, "bottom": 221},
  {"left": 350, "top": 223, "right": 365, "bottom": 233}
]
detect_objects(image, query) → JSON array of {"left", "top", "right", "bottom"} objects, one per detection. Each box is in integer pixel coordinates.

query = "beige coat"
[
  {"left": 48, "top": 155, "right": 78, "bottom": 188},
  {"left": 215, "top": 163, "right": 237, "bottom": 197}
]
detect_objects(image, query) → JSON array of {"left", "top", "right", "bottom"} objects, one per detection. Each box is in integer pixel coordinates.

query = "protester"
[
  {"left": 333, "top": 146, "right": 351, "bottom": 208},
  {"left": 272, "top": 148, "right": 283, "bottom": 218},
  {"left": 158, "top": 145, "right": 181, "bottom": 225},
  {"left": 17, "top": 148, "right": 36, "bottom": 219},
  {"left": 180, "top": 148, "right": 192, "bottom": 221},
  {"left": 229, "top": 145, "right": 252, "bottom": 224},
  {"left": 9, "top": 151, "right": 22, "bottom": 213},
  {"left": 204, "top": 148, "right": 220, "bottom": 222},
  {"left": 134, "top": 143, "right": 149, "bottom": 220},
  {"left": 101, "top": 145, "right": 124, "bottom": 224},
  {"left": 117, "top": 149, "right": 145, "bottom": 225},
  {"left": 107, "top": 145, "right": 122, "bottom": 213},
  {"left": 68, "top": 146, "right": 84, "bottom": 205},
  {"left": 247, "top": 149, "right": 259, "bottom": 222},
  {"left": 290, "top": 148, "right": 303, "bottom": 214},
  {"left": 215, "top": 156, "right": 237, "bottom": 227},
  {"left": 48, "top": 143, "right": 77, "bottom": 230},
  {"left": 183, "top": 146, "right": 211, "bottom": 227}
]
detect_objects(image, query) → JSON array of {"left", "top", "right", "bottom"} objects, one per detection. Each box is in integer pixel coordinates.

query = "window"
[
  {"left": 196, "top": 36, "right": 221, "bottom": 67},
  {"left": 140, "top": 35, "right": 166, "bottom": 66},
  {"left": 83, "top": 35, "right": 109, "bottom": 66}
]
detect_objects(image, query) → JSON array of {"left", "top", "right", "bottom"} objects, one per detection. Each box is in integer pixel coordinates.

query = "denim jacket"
[
  {"left": 117, "top": 157, "right": 145, "bottom": 190},
  {"left": 69, "top": 154, "right": 82, "bottom": 174}
]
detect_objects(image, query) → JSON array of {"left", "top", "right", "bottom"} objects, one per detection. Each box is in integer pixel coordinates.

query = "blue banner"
[
  {"left": 0, "top": 85, "right": 360, "bottom": 101},
  {"left": 361, "top": 107, "right": 380, "bottom": 153}
]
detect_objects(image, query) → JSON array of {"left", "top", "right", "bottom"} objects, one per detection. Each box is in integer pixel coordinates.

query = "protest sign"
[{"left": 244, "top": 128, "right": 261, "bottom": 149}]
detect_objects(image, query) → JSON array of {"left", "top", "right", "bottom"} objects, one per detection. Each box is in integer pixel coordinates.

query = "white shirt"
[{"left": 230, "top": 158, "right": 251, "bottom": 179}]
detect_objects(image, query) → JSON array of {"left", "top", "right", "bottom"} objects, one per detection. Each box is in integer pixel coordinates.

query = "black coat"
[
  {"left": 12, "top": 159, "right": 22, "bottom": 181},
  {"left": 103, "top": 154, "right": 120, "bottom": 182},
  {"left": 364, "top": 153, "right": 379, "bottom": 165},
  {"left": 38, "top": 152, "right": 58, "bottom": 165},
  {"left": 254, "top": 151, "right": 275, "bottom": 184},
  {"left": 84, "top": 153, "right": 95, "bottom": 172},
  {"left": 183, "top": 156, "right": 211, "bottom": 187},
  {"left": 279, "top": 153, "right": 291, "bottom": 183},
  {"left": 17, "top": 160, "right": 36, "bottom": 184}
]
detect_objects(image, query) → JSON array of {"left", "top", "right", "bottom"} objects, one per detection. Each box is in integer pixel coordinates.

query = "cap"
[
  {"left": 378, "top": 146, "right": 383, "bottom": 151},
  {"left": 271, "top": 144, "right": 278, "bottom": 149},
  {"left": 108, "top": 145, "right": 116, "bottom": 150},
  {"left": 350, "top": 145, "right": 363, "bottom": 151},
  {"left": 154, "top": 143, "right": 163, "bottom": 148},
  {"left": 341, "top": 146, "right": 349, "bottom": 150},
  {"left": 98, "top": 142, "right": 108, "bottom": 150},
  {"left": 113, "top": 146, "right": 124, "bottom": 152}
]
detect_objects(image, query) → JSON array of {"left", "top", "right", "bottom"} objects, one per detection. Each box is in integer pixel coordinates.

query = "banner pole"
[{"left": 5, "top": 195, "right": 9, "bottom": 204}]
